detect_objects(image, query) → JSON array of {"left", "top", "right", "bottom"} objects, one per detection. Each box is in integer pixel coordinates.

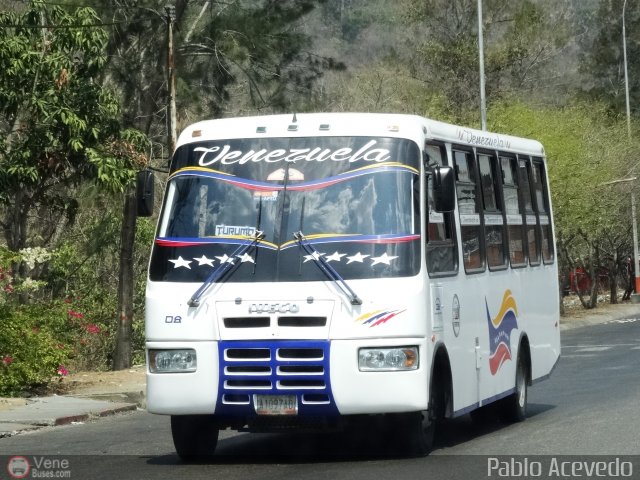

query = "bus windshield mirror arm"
[
  {"left": 187, "top": 230, "right": 265, "bottom": 308},
  {"left": 293, "top": 231, "right": 362, "bottom": 306}
]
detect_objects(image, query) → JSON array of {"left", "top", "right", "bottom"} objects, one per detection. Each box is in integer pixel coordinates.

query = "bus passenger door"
[{"left": 425, "top": 142, "right": 481, "bottom": 413}]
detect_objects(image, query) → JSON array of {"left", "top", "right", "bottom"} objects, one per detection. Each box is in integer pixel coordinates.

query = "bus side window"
[
  {"left": 479, "top": 152, "right": 507, "bottom": 270},
  {"left": 532, "top": 159, "right": 555, "bottom": 264},
  {"left": 500, "top": 155, "right": 527, "bottom": 267},
  {"left": 426, "top": 143, "right": 458, "bottom": 276},
  {"left": 453, "top": 148, "right": 485, "bottom": 273},
  {"left": 519, "top": 156, "right": 541, "bottom": 266}
]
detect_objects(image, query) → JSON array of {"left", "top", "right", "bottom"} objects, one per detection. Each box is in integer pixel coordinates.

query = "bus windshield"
[{"left": 150, "top": 136, "right": 421, "bottom": 282}]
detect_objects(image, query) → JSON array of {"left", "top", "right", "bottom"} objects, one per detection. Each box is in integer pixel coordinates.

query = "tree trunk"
[
  {"left": 558, "top": 269, "right": 566, "bottom": 316},
  {"left": 587, "top": 246, "right": 599, "bottom": 309},
  {"left": 113, "top": 189, "right": 137, "bottom": 370},
  {"left": 609, "top": 253, "right": 618, "bottom": 304},
  {"left": 3, "top": 190, "right": 31, "bottom": 303},
  {"left": 577, "top": 244, "right": 599, "bottom": 310}
]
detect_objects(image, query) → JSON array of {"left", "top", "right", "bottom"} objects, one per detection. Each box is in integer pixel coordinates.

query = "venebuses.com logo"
[
  {"left": 6, "top": 456, "right": 30, "bottom": 479},
  {"left": 6, "top": 455, "right": 71, "bottom": 478}
]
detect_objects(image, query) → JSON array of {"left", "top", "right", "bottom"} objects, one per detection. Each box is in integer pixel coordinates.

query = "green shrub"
[
  {"left": 0, "top": 303, "right": 71, "bottom": 396},
  {"left": 0, "top": 296, "right": 123, "bottom": 396}
]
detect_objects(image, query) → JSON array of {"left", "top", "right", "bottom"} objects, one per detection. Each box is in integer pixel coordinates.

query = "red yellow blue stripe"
[
  {"left": 356, "top": 309, "right": 406, "bottom": 327},
  {"left": 169, "top": 162, "right": 417, "bottom": 193}
]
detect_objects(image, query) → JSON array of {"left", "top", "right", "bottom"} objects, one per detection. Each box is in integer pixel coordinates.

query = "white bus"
[{"left": 140, "top": 113, "right": 560, "bottom": 459}]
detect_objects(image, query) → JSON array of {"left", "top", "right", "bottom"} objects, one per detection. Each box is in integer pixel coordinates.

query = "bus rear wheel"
[
  {"left": 499, "top": 353, "right": 528, "bottom": 423},
  {"left": 171, "top": 415, "right": 219, "bottom": 461}
]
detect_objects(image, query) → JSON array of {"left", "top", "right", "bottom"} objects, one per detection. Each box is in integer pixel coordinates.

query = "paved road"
[{"left": 1, "top": 320, "right": 639, "bottom": 480}]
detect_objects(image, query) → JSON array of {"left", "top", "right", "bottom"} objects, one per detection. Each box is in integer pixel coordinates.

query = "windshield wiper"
[
  {"left": 187, "top": 230, "right": 265, "bottom": 307},
  {"left": 293, "top": 231, "right": 362, "bottom": 306}
]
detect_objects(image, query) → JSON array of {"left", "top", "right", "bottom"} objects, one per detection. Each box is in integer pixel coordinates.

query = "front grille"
[
  {"left": 225, "top": 348, "right": 270, "bottom": 360},
  {"left": 215, "top": 340, "right": 338, "bottom": 417},
  {"left": 277, "top": 316, "right": 327, "bottom": 327},
  {"left": 221, "top": 315, "right": 327, "bottom": 329},
  {"left": 225, "top": 379, "right": 272, "bottom": 389},
  {"left": 222, "top": 394, "right": 250, "bottom": 405},
  {"left": 224, "top": 346, "right": 325, "bottom": 390},
  {"left": 277, "top": 348, "right": 323, "bottom": 360},
  {"left": 278, "top": 365, "right": 323, "bottom": 374},
  {"left": 277, "top": 379, "right": 325, "bottom": 389},
  {"left": 224, "top": 317, "right": 270, "bottom": 328},
  {"left": 225, "top": 365, "right": 271, "bottom": 375}
]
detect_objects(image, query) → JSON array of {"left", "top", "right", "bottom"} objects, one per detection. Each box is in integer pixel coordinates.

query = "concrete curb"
[
  {"left": 68, "top": 391, "right": 146, "bottom": 409},
  {"left": 0, "top": 396, "right": 138, "bottom": 438},
  {"left": 0, "top": 423, "right": 39, "bottom": 438}
]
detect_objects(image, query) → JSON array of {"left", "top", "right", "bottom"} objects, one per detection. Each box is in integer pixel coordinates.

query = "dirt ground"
[
  {"left": 55, "top": 364, "right": 146, "bottom": 397},
  {"left": 0, "top": 366, "right": 146, "bottom": 410},
  {"left": 561, "top": 294, "right": 635, "bottom": 319}
]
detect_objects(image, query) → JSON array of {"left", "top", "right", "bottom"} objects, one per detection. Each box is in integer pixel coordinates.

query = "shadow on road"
[{"left": 146, "top": 403, "right": 556, "bottom": 466}]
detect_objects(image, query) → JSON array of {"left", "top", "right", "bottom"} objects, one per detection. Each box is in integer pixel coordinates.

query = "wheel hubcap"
[{"left": 517, "top": 366, "right": 526, "bottom": 408}]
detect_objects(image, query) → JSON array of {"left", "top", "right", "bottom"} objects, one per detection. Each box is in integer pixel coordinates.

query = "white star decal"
[
  {"left": 193, "top": 255, "right": 215, "bottom": 267},
  {"left": 325, "top": 251, "right": 347, "bottom": 263},
  {"left": 169, "top": 256, "right": 192, "bottom": 269},
  {"left": 237, "top": 252, "right": 255, "bottom": 263},
  {"left": 346, "top": 252, "right": 369, "bottom": 264},
  {"left": 216, "top": 254, "right": 235, "bottom": 265},
  {"left": 370, "top": 253, "right": 398, "bottom": 266},
  {"left": 303, "top": 251, "right": 324, "bottom": 263}
]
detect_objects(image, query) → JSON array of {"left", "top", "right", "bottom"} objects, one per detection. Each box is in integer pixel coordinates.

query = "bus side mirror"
[
  {"left": 136, "top": 170, "right": 155, "bottom": 217},
  {"left": 432, "top": 165, "right": 455, "bottom": 213}
]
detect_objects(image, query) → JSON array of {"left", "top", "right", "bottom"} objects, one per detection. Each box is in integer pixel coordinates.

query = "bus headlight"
[
  {"left": 148, "top": 349, "right": 197, "bottom": 373},
  {"left": 358, "top": 347, "right": 419, "bottom": 371}
]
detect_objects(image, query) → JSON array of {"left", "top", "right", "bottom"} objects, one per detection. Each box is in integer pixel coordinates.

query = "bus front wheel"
[
  {"left": 406, "top": 410, "right": 435, "bottom": 456},
  {"left": 401, "top": 381, "right": 442, "bottom": 456},
  {"left": 171, "top": 414, "right": 219, "bottom": 461}
]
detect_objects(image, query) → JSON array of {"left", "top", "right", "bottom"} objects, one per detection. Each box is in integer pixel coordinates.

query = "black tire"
[
  {"left": 499, "top": 353, "right": 528, "bottom": 423},
  {"left": 399, "top": 380, "right": 442, "bottom": 456},
  {"left": 171, "top": 415, "right": 219, "bottom": 461},
  {"left": 406, "top": 410, "right": 436, "bottom": 456}
]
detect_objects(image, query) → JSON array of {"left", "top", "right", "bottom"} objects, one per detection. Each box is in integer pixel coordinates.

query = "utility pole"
[
  {"left": 623, "top": 0, "right": 632, "bottom": 138},
  {"left": 166, "top": 5, "right": 177, "bottom": 156},
  {"left": 621, "top": 0, "right": 640, "bottom": 299},
  {"left": 477, "top": 0, "right": 487, "bottom": 131}
]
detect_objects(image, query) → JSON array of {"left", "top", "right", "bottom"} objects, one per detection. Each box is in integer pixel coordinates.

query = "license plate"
[{"left": 254, "top": 394, "right": 298, "bottom": 415}]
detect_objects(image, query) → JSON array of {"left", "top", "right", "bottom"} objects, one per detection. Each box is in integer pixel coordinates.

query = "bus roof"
[{"left": 177, "top": 113, "right": 545, "bottom": 157}]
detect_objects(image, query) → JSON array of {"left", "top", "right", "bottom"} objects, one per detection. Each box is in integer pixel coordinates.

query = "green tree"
[
  {"left": 180, "top": 0, "right": 343, "bottom": 115},
  {"left": 0, "top": 3, "right": 142, "bottom": 267},
  {"left": 404, "top": 0, "right": 570, "bottom": 122},
  {"left": 92, "top": 0, "right": 341, "bottom": 141},
  {"left": 0, "top": 2, "right": 150, "bottom": 381},
  {"left": 490, "top": 100, "right": 639, "bottom": 307},
  {"left": 89, "top": 0, "right": 341, "bottom": 369},
  {"left": 579, "top": 0, "right": 640, "bottom": 116}
]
